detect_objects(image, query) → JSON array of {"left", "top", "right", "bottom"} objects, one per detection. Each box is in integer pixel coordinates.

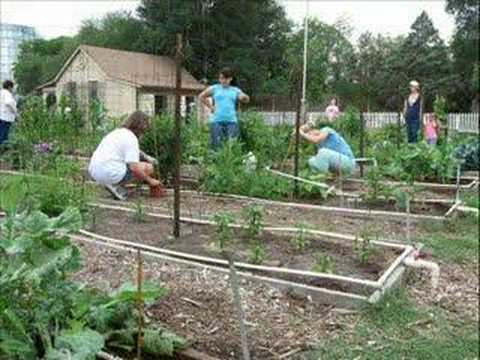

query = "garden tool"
[{"left": 150, "top": 183, "right": 165, "bottom": 198}]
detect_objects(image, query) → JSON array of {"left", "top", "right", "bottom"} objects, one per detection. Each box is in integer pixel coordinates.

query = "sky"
[{"left": 0, "top": 0, "right": 456, "bottom": 42}]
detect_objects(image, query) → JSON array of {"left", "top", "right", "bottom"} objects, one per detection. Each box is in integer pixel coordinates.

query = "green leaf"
[{"left": 51, "top": 328, "right": 105, "bottom": 360}]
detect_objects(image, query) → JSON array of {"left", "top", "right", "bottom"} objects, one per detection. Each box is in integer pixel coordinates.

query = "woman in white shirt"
[
  {"left": 0, "top": 80, "right": 18, "bottom": 146},
  {"left": 325, "top": 98, "right": 340, "bottom": 122},
  {"left": 88, "top": 111, "right": 160, "bottom": 200}
]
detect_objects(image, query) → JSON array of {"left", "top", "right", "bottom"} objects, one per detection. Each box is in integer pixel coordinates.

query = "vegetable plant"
[
  {"left": 293, "top": 222, "right": 312, "bottom": 252},
  {"left": 312, "top": 253, "right": 336, "bottom": 273},
  {"left": 213, "top": 212, "right": 235, "bottom": 250}
]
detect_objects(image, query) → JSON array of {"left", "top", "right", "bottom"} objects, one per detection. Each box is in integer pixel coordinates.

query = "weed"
[{"left": 213, "top": 212, "right": 235, "bottom": 250}]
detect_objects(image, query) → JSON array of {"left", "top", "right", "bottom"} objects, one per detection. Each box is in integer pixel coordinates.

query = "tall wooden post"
[
  {"left": 173, "top": 34, "right": 183, "bottom": 238},
  {"left": 360, "top": 112, "right": 365, "bottom": 178},
  {"left": 294, "top": 94, "right": 301, "bottom": 197}
]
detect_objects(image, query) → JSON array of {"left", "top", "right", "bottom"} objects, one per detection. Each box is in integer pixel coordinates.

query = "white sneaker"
[{"left": 105, "top": 184, "right": 128, "bottom": 201}]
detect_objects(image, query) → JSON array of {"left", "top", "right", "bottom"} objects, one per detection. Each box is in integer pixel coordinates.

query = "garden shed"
[{"left": 36, "top": 45, "right": 205, "bottom": 118}]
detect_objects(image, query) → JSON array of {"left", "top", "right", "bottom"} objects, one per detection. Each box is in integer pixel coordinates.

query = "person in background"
[
  {"left": 298, "top": 123, "right": 356, "bottom": 175},
  {"left": 88, "top": 111, "right": 160, "bottom": 201},
  {"left": 423, "top": 113, "right": 439, "bottom": 145},
  {"left": 404, "top": 80, "right": 422, "bottom": 143},
  {"left": 199, "top": 67, "right": 250, "bottom": 149},
  {"left": 325, "top": 97, "right": 340, "bottom": 121},
  {"left": 0, "top": 80, "right": 18, "bottom": 146}
]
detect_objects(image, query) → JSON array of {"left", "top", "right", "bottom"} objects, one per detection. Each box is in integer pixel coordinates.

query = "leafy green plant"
[
  {"left": 0, "top": 208, "right": 185, "bottom": 359},
  {"left": 243, "top": 205, "right": 264, "bottom": 242},
  {"left": 213, "top": 212, "right": 235, "bottom": 250},
  {"left": 248, "top": 242, "right": 267, "bottom": 265},
  {"left": 362, "top": 166, "right": 393, "bottom": 204},
  {"left": 293, "top": 222, "right": 312, "bottom": 252},
  {"left": 133, "top": 200, "right": 147, "bottom": 223},
  {"left": 312, "top": 253, "right": 335, "bottom": 273},
  {"left": 355, "top": 225, "right": 378, "bottom": 266}
]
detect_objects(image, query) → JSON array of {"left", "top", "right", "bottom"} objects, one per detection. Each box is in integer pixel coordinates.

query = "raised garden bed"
[{"left": 80, "top": 204, "right": 416, "bottom": 308}]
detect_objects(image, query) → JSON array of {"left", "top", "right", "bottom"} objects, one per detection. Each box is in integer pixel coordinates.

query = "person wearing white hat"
[{"left": 403, "top": 80, "right": 423, "bottom": 143}]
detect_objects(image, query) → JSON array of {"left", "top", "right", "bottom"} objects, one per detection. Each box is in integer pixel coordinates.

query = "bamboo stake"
[{"left": 136, "top": 250, "right": 144, "bottom": 360}]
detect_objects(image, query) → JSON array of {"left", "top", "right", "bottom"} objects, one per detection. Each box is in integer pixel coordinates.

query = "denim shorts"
[{"left": 118, "top": 165, "right": 133, "bottom": 184}]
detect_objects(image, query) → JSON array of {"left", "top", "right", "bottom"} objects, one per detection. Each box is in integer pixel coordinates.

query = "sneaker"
[{"left": 105, "top": 184, "right": 128, "bottom": 201}]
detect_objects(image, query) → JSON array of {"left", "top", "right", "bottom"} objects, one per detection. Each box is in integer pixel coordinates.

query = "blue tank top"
[
  {"left": 317, "top": 127, "right": 355, "bottom": 159},
  {"left": 405, "top": 96, "right": 421, "bottom": 123},
  {"left": 210, "top": 84, "right": 241, "bottom": 123}
]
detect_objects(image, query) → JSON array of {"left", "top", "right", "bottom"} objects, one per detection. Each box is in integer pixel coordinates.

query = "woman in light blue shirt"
[
  {"left": 199, "top": 68, "right": 250, "bottom": 149},
  {"left": 299, "top": 124, "right": 356, "bottom": 175}
]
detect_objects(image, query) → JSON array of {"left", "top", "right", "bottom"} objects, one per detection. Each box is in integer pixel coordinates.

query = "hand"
[
  {"left": 148, "top": 179, "right": 161, "bottom": 187},
  {"left": 209, "top": 105, "right": 216, "bottom": 113}
]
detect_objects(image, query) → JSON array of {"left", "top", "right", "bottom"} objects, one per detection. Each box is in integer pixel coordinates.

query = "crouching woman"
[
  {"left": 88, "top": 111, "right": 160, "bottom": 200},
  {"left": 299, "top": 125, "right": 356, "bottom": 175}
]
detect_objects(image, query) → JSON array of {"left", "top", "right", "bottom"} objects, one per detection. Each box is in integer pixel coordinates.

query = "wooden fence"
[{"left": 259, "top": 111, "right": 479, "bottom": 133}]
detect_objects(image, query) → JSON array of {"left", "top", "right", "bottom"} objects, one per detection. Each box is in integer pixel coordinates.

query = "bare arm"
[
  {"left": 300, "top": 128, "right": 329, "bottom": 144},
  {"left": 238, "top": 91, "right": 250, "bottom": 104},
  {"left": 199, "top": 86, "right": 214, "bottom": 112}
]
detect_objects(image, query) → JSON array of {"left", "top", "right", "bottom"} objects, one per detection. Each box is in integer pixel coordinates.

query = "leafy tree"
[
  {"left": 446, "top": 0, "right": 480, "bottom": 111},
  {"left": 77, "top": 11, "right": 147, "bottom": 52},
  {"left": 286, "top": 19, "right": 355, "bottom": 105},
  {"left": 399, "top": 11, "right": 453, "bottom": 110},
  {"left": 136, "top": 0, "right": 292, "bottom": 96},
  {"left": 13, "top": 37, "right": 78, "bottom": 94}
]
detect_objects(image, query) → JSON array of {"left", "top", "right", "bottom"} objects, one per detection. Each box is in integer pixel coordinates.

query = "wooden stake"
[
  {"left": 228, "top": 257, "right": 251, "bottom": 360},
  {"left": 136, "top": 250, "right": 144, "bottom": 360},
  {"left": 173, "top": 33, "right": 183, "bottom": 238},
  {"left": 294, "top": 94, "right": 301, "bottom": 197}
]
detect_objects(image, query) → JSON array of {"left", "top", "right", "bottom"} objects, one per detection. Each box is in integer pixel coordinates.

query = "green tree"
[
  {"left": 446, "top": 0, "right": 479, "bottom": 111},
  {"left": 286, "top": 18, "right": 355, "bottom": 105},
  {"left": 77, "top": 11, "right": 147, "bottom": 52},
  {"left": 14, "top": 36, "right": 78, "bottom": 94},
  {"left": 400, "top": 11, "right": 454, "bottom": 110},
  {"left": 136, "top": 0, "right": 292, "bottom": 96}
]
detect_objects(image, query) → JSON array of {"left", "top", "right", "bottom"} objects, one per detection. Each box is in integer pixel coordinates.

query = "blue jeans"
[
  {"left": 0, "top": 120, "right": 12, "bottom": 146},
  {"left": 406, "top": 120, "right": 420, "bottom": 143},
  {"left": 210, "top": 122, "right": 239, "bottom": 149}
]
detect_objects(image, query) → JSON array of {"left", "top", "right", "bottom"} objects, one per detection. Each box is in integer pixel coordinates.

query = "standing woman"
[
  {"left": 403, "top": 80, "right": 423, "bottom": 143},
  {"left": 0, "top": 80, "right": 18, "bottom": 146},
  {"left": 199, "top": 67, "right": 250, "bottom": 149}
]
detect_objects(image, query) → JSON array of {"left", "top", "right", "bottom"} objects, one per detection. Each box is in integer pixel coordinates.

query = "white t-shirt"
[
  {"left": 0, "top": 89, "right": 17, "bottom": 123},
  {"left": 88, "top": 128, "right": 140, "bottom": 185}
]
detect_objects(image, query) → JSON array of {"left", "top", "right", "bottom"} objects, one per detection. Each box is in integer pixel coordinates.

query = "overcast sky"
[{"left": 0, "top": 0, "right": 455, "bottom": 42}]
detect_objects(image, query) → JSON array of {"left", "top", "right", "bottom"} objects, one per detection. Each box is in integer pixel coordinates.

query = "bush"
[
  {"left": 201, "top": 140, "right": 292, "bottom": 199},
  {"left": 141, "top": 114, "right": 188, "bottom": 184}
]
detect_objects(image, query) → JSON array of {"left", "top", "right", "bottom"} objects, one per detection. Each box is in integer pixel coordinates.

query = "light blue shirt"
[
  {"left": 318, "top": 127, "right": 355, "bottom": 159},
  {"left": 210, "top": 84, "right": 241, "bottom": 123}
]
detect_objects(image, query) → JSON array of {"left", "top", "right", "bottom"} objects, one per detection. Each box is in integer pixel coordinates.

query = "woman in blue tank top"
[
  {"left": 199, "top": 68, "right": 250, "bottom": 149},
  {"left": 404, "top": 80, "right": 423, "bottom": 143}
]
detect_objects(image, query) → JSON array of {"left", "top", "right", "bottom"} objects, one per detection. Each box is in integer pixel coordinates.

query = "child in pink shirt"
[{"left": 424, "top": 114, "right": 439, "bottom": 145}]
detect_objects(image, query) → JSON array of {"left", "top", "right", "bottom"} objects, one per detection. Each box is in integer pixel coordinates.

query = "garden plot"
[{"left": 82, "top": 205, "right": 417, "bottom": 308}]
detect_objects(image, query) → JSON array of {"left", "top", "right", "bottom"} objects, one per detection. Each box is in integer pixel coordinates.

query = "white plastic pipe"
[{"left": 404, "top": 256, "right": 440, "bottom": 289}]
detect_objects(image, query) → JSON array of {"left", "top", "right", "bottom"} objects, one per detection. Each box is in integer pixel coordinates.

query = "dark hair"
[
  {"left": 3, "top": 80, "right": 14, "bottom": 90},
  {"left": 219, "top": 67, "right": 237, "bottom": 86},
  {"left": 123, "top": 111, "right": 150, "bottom": 137}
]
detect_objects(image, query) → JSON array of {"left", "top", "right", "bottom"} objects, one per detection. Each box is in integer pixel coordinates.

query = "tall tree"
[
  {"left": 14, "top": 36, "right": 78, "bottom": 94},
  {"left": 400, "top": 11, "right": 453, "bottom": 110},
  {"left": 136, "top": 0, "right": 291, "bottom": 96},
  {"left": 446, "top": 0, "right": 479, "bottom": 111},
  {"left": 286, "top": 19, "right": 355, "bottom": 106}
]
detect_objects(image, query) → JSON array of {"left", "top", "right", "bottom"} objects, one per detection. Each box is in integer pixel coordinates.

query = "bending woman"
[
  {"left": 299, "top": 124, "right": 356, "bottom": 175},
  {"left": 199, "top": 67, "right": 250, "bottom": 149}
]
